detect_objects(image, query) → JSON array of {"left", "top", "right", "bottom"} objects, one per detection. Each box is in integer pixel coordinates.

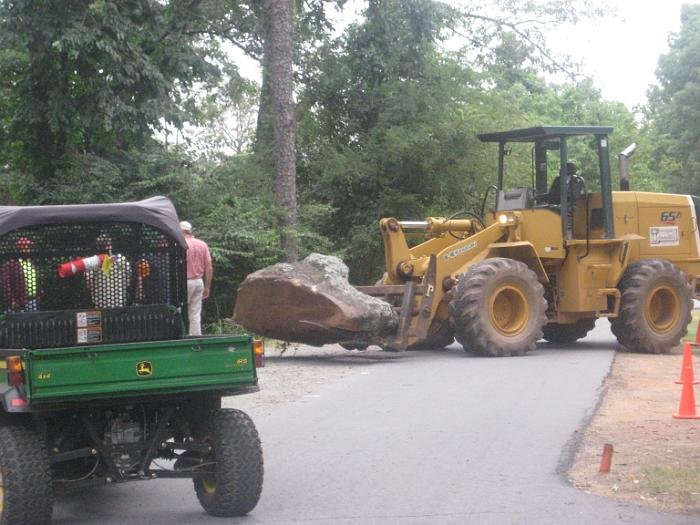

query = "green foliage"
[
  {"left": 177, "top": 153, "right": 335, "bottom": 325},
  {"left": 646, "top": 4, "right": 700, "bottom": 194},
  {"left": 297, "top": 0, "right": 644, "bottom": 282},
  {"left": 0, "top": 0, "right": 226, "bottom": 189},
  {"left": 298, "top": 1, "right": 490, "bottom": 281},
  {"left": 0, "top": 0, "right": 668, "bottom": 326}
]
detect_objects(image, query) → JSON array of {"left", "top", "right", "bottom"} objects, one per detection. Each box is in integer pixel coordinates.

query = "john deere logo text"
[{"left": 136, "top": 361, "right": 153, "bottom": 376}]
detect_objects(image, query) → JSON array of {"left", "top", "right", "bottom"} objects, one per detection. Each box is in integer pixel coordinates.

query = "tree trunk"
[
  {"left": 27, "top": 31, "right": 59, "bottom": 183},
  {"left": 268, "top": 0, "right": 298, "bottom": 262},
  {"left": 253, "top": 59, "right": 274, "bottom": 164},
  {"left": 254, "top": 12, "right": 274, "bottom": 166}
]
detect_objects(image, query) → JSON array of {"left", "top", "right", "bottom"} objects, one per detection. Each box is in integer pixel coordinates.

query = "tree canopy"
[
  {"left": 646, "top": 4, "right": 700, "bottom": 194},
  {"left": 0, "top": 0, "right": 685, "bottom": 329}
]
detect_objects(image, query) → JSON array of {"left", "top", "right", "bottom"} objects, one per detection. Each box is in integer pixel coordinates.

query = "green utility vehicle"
[{"left": 0, "top": 197, "right": 264, "bottom": 524}]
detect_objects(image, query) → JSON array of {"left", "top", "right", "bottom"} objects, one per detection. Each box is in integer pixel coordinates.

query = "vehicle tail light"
[
  {"left": 6, "top": 356, "right": 24, "bottom": 386},
  {"left": 253, "top": 339, "right": 265, "bottom": 368}
]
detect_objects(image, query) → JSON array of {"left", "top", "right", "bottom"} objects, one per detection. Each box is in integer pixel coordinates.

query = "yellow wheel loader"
[
  {"left": 349, "top": 126, "right": 700, "bottom": 355},
  {"left": 236, "top": 126, "right": 700, "bottom": 356}
]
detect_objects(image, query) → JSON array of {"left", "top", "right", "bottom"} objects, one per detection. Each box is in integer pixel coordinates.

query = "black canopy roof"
[
  {"left": 0, "top": 196, "right": 187, "bottom": 248},
  {"left": 477, "top": 125, "right": 614, "bottom": 143}
]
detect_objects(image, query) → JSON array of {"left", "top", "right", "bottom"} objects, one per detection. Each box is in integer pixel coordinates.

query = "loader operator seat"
[
  {"left": 496, "top": 187, "right": 534, "bottom": 211},
  {"left": 547, "top": 162, "right": 584, "bottom": 205}
]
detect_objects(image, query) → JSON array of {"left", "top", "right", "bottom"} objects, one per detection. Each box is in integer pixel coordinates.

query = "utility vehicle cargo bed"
[{"left": 20, "top": 335, "right": 257, "bottom": 403}]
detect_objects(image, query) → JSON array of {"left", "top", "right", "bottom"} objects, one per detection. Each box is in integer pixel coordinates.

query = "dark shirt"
[
  {"left": 1, "top": 258, "right": 40, "bottom": 312},
  {"left": 547, "top": 175, "right": 584, "bottom": 205},
  {"left": 1, "top": 259, "right": 27, "bottom": 311},
  {"left": 136, "top": 253, "right": 171, "bottom": 305}
]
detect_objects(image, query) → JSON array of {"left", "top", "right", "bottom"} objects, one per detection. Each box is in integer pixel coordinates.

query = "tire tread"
[
  {"left": 610, "top": 259, "right": 691, "bottom": 354},
  {"left": 194, "top": 408, "right": 263, "bottom": 517},
  {"left": 0, "top": 422, "right": 53, "bottom": 525},
  {"left": 449, "top": 258, "right": 547, "bottom": 357}
]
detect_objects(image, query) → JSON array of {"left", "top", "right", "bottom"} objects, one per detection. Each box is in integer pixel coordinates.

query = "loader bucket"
[{"left": 233, "top": 254, "right": 398, "bottom": 346}]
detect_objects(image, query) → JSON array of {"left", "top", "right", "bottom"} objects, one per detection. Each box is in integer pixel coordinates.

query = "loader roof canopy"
[{"left": 477, "top": 126, "right": 614, "bottom": 143}]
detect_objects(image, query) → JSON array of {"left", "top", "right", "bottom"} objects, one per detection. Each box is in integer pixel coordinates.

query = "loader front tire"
[
  {"left": 611, "top": 259, "right": 691, "bottom": 354},
  {"left": 542, "top": 318, "right": 596, "bottom": 344},
  {"left": 450, "top": 258, "right": 546, "bottom": 356},
  {"left": 0, "top": 421, "right": 53, "bottom": 525},
  {"left": 193, "top": 409, "right": 263, "bottom": 517}
]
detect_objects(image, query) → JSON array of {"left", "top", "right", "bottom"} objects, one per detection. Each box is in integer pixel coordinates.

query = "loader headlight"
[{"left": 498, "top": 214, "right": 513, "bottom": 224}]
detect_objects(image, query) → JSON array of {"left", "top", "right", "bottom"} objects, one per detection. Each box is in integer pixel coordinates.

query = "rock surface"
[{"left": 233, "top": 253, "right": 398, "bottom": 345}]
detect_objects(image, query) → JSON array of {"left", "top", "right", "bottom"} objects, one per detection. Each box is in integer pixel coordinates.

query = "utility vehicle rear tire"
[
  {"left": 194, "top": 409, "right": 263, "bottom": 517},
  {"left": 611, "top": 259, "right": 691, "bottom": 354},
  {"left": 449, "top": 258, "right": 546, "bottom": 356},
  {"left": 542, "top": 318, "right": 596, "bottom": 344},
  {"left": 0, "top": 422, "right": 53, "bottom": 525}
]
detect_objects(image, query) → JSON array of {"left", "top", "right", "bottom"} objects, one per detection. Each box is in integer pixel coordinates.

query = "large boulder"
[{"left": 233, "top": 254, "right": 398, "bottom": 345}]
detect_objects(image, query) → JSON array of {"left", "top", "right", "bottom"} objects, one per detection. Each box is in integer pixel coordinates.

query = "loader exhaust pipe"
[{"left": 618, "top": 143, "right": 636, "bottom": 191}]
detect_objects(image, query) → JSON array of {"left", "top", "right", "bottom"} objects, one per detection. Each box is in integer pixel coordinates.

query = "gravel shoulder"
[
  {"left": 224, "top": 343, "right": 392, "bottom": 417},
  {"left": 567, "top": 348, "right": 700, "bottom": 516}
]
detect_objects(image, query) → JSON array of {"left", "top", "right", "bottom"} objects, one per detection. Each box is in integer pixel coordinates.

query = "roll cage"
[{"left": 477, "top": 126, "right": 615, "bottom": 240}]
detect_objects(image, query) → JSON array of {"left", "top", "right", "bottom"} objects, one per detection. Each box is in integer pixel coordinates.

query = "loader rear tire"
[
  {"left": 611, "top": 259, "right": 691, "bottom": 354},
  {"left": 542, "top": 318, "right": 596, "bottom": 344},
  {"left": 450, "top": 258, "right": 546, "bottom": 357}
]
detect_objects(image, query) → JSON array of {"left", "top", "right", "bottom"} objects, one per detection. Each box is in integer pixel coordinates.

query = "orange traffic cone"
[
  {"left": 673, "top": 361, "right": 700, "bottom": 419},
  {"left": 675, "top": 343, "right": 699, "bottom": 385}
]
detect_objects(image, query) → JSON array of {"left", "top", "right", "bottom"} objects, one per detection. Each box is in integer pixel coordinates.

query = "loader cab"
[{"left": 477, "top": 126, "right": 615, "bottom": 240}]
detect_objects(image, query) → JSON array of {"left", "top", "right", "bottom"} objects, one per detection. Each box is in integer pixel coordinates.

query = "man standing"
[{"left": 180, "top": 221, "right": 212, "bottom": 336}]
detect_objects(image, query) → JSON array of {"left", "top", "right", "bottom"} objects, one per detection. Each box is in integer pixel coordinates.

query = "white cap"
[{"left": 179, "top": 221, "right": 192, "bottom": 232}]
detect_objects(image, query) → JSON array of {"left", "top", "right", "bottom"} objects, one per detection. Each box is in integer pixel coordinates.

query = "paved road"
[{"left": 53, "top": 322, "right": 697, "bottom": 524}]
